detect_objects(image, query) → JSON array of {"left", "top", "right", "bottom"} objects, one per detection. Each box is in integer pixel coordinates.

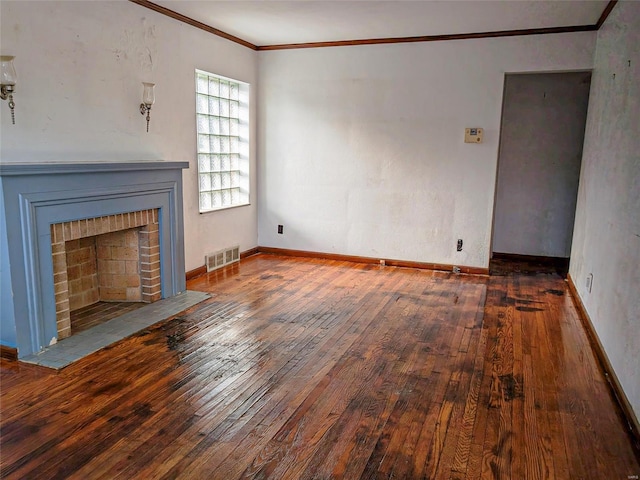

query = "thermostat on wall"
[{"left": 465, "top": 128, "right": 483, "bottom": 143}]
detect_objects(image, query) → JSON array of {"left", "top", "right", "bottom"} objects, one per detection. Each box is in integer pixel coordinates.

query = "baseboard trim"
[
  {"left": 0, "top": 345, "right": 18, "bottom": 361},
  {"left": 257, "top": 247, "right": 489, "bottom": 275},
  {"left": 185, "top": 265, "right": 207, "bottom": 281},
  {"left": 567, "top": 273, "right": 640, "bottom": 456},
  {"left": 240, "top": 247, "right": 260, "bottom": 259}
]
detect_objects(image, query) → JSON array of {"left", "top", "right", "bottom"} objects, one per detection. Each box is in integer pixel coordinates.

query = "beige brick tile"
[
  {"left": 98, "top": 273, "right": 112, "bottom": 287},
  {"left": 65, "top": 239, "right": 80, "bottom": 251},
  {"left": 69, "top": 296, "right": 83, "bottom": 311},
  {"left": 54, "top": 281, "right": 68, "bottom": 295},
  {"left": 122, "top": 274, "right": 140, "bottom": 288},
  {"left": 80, "top": 261, "right": 97, "bottom": 277},
  {"left": 53, "top": 223, "right": 64, "bottom": 243},
  {"left": 78, "top": 219, "right": 87, "bottom": 238},
  {"left": 124, "top": 229, "right": 138, "bottom": 246},
  {"left": 71, "top": 221, "right": 81, "bottom": 240},
  {"left": 100, "top": 287, "right": 126, "bottom": 301},
  {"left": 141, "top": 277, "right": 160, "bottom": 289},
  {"left": 52, "top": 252, "right": 67, "bottom": 271},
  {"left": 113, "top": 246, "right": 139, "bottom": 261},
  {"left": 51, "top": 242, "right": 65, "bottom": 255},
  {"left": 105, "top": 232, "right": 124, "bottom": 247},
  {"left": 126, "top": 287, "right": 142, "bottom": 301},
  {"left": 96, "top": 246, "right": 111, "bottom": 260},
  {"left": 140, "top": 265, "right": 159, "bottom": 276},
  {"left": 72, "top": 247, "right": 92, "bottom": 264},
  {"left": 86, "top": 217, "right": 95, "bottom": 237},
  {"left": 56, "top": 298, "right": 70, "bottom": 314},
  {"left": 67, "top": 264, "right": 81, "bottom": 280},
  {"left": 111, "top": 261, "right": 126, "bottom": 275},
  {"left": 97, "top": 259, "right": 110, "bottom": 273},
  {"left": 68, "top": 278, "right": 82, "bottom": 293},
  {"left": 124, "top": 261, "right": 139, "bottom": 274},
  {"left": 142, "top": 291, "right": 161, "bottom": 303},
  {"left": 87, "top": 289, "right": 100, "bottom": 305},
  {"left": 96, "top": 217, "right": 106, "bottom": 235},
  {"left": 63, "top": 222, "right": 72, "bottom": 241},
  {"left": 57, "top": 325, "right": 71, "bottom": 340},
  {"left": 81, "top": 276, "right": 95, "bottom": 291},
  {"left": 148, "top": 233, "right": 159, "bottom": 247},
  {"left": 79, "top": 236, "right": 94, "bottom": 248},
  {"left": 100, "top": 260, "right": 114, "bottom": 275},
  {"left": 54, "top": 271, "right": 68, "bottom": 284},
  {"left": 142, "top": 285, "right": 158, "bottom": 296},
  {"left": 106, "top": 216, "right": 115, "bottom": 234}
]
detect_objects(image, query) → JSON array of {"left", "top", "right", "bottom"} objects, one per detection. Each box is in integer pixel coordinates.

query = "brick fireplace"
[
  {"left": 0, "top": 161, "right": 189, "bottom": 358},
  {"left": 51, "top": 209, "right": 162, "bottom": 339}
]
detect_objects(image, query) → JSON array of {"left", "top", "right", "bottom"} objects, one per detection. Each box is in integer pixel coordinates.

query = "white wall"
[
  {"left": 570, "top": 1, "right": 640, "bottom": 421},
  {"left": 258, "top": 33, "right": 595, "bottom": 268},
  {"left": 0, "top": 1, "right": 258, "bottom": 271}
]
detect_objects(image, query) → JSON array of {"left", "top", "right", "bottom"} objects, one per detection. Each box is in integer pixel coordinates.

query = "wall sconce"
[
  {"left": 139, "top": 82, "right": 155, "bottom": 132},
  {"left": 1, "top": 56, "right": 17, "bottom": 124}
]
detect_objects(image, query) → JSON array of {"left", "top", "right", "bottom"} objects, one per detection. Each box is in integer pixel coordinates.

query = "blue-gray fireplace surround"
[{"left": 0, "top": 161, "right": 189, "bottom": 358}]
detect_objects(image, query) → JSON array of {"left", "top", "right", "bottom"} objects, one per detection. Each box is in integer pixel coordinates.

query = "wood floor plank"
[
  {"left": 1, "top": 255, "right": 638, "bottom": 480},
  {"left": 450, "top": 288, "right": 490, "bottom": 479}
]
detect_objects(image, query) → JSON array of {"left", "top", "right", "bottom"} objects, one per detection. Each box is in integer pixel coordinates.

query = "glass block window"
[{"left": 196, "top": 70, "right": 250, "bottom": 212}]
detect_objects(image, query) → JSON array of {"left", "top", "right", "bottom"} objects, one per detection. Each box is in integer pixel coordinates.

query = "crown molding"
[
  {"left": 129, "top": 0, "right": 617, "bottom": 51},
  {"left": 128, "top": 0, "right": 258, "bottom": 50},
  {"left": 257, "top": 25, "right": 597, "bottom": 51},
  {"left": 596, "top": 0, "right": 619, "bottom": 29}
]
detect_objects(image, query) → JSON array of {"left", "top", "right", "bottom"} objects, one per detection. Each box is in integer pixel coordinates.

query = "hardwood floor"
[{"left": 1, "top": 254, "right": 638, "bottom": 479}]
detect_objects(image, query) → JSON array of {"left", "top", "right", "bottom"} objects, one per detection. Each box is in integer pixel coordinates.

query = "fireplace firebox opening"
[{"left": 50, "top": 209, "right": 161, "bottom": 339}]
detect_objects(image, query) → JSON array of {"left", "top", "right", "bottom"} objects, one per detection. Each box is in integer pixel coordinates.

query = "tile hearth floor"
[{"left": 21, "top": 290, "right": 210, "bottom": 370}]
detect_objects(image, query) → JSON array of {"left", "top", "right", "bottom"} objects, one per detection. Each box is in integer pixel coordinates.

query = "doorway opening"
[{"left": 490, "top": 71, "right": 591, "bottom": 276}]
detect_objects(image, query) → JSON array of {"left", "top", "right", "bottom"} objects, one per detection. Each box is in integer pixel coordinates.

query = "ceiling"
[{"left": 151, "top": 0, "right": 610, "bottom": 47}]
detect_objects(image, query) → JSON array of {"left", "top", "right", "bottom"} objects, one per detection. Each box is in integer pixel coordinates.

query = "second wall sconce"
[
  {"left": 1, "top": 55, "right": 17, "bottom": 124},
  {"left": 139, "top": 82, "right": 155, "bottom": 132}
]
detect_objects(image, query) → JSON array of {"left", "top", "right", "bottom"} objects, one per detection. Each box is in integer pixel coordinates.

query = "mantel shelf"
[{"left": 0, "top": 161, "right": 189, "bottom": 176}]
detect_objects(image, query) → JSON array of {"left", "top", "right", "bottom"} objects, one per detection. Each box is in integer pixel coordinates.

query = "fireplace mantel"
[
  {"left": 0, "top": 161, "right": 189, "bottom": 176},
  {"left": 0, "top": 161, "right": 189, "bottom": 358}
]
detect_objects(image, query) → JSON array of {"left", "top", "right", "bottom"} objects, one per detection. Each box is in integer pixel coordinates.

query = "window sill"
[{"left": 199, "top": 202, "right": 251, "bottom": 214}]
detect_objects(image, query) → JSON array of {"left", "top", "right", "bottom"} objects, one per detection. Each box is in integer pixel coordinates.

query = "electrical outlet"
[
  {"left": 457, "top": 239, "right": 463, "bottom": 252},
  {"left": 277, "top": 225, "right": 283, "bottom": 234},
  {"left": 586, "top": 273, "right": 593, "bottom": 293}
]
